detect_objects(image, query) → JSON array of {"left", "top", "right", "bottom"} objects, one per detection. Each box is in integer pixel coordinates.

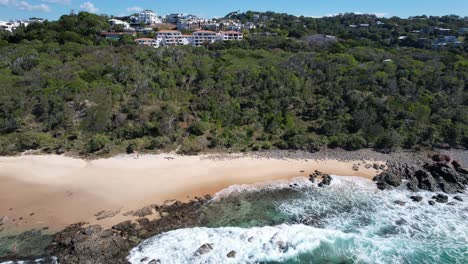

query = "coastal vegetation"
[{"left": 0, "top": 12, "right": 467, "bottom": 156}]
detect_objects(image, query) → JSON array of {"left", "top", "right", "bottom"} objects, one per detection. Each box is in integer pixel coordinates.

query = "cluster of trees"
[
  {"left": 0, "top": 12, "right": 466, "bottom": 156},
  {"left": 229, "top": 11, "right": 468, "bottom": 52}
]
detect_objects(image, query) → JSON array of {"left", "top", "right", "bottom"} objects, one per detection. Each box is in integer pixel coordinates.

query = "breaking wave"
[{"left": 128, "top": 176, "right": 468, "bottom": 264}]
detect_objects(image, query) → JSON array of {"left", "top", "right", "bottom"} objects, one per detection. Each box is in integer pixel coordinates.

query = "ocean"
[{"left": 127, "top": 176, "right": 468, "bottom": 264}]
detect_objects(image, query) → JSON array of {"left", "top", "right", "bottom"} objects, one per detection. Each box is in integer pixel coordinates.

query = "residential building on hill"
[
  {"left": 220, "top": 31, "right": 243, "bottom": 41},
  {"left": 193, "top": 30, "right": 219, "bottom": 46},
  {"left": 138, "top": 10, "right": 162, "bottom": 25},
  {"left": 135, "top": 38, "right": 159, "bottom": 47},
  {"left": 156, "top": 30, "right": 183, "bottom": 46},
  {"left": 108, "top": 19, "right": 131, "bottom": 30}
]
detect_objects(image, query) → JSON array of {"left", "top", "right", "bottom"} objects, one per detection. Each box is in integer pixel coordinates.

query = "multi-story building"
[
  {"left": 138, "top": 10, "right": 162, "bottom": 25},
  {"left": 108, "top": 19, "right": 131, "bottom": 30},
  {"left": 135, "top": 29, "right": 243, "bottom": 48},
  {"left": 166, "top": 13, "right": 184, "bottom": 24},
  {"left": 135, "top": 38, "right": 160, "bottom": 47},
  {"left": 156, "top": 30, "right": 183, "bottom": 46},
  {"left": 193, "top": 30, "right": 219, "bottom": 46},
  {"left": 220, "top": 31, "right": 243, "bottom": 41}
]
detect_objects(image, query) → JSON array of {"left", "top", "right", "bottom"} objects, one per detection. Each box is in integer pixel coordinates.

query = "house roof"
[
  {"left": 222, "top": 30, "right": 242, "bottom": 34},
  {"left": 101, "top": 31, "right": 135, "bottom": 35},
  {"left": 158, "top": 30, "right": 181, "bottom": 33},
  {"left": 194, "top": 30, "right": 217, "bottom": 34}
]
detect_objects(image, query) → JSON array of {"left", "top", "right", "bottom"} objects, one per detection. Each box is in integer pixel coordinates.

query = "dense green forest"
[{"left": 0, "top": 12, "right": 467, "bottom": 156}]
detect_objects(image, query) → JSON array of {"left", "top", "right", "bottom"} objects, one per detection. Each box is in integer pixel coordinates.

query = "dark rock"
[
  {"left": 428, "top": 200, "right": 436, "bottom": 206},
  {"left": 352, "top": 164, "right": 359, "bottom": 171},
  {"left": 379, "top": 164, "right": 386, "bottom": 170},
  {"left": 410, "top": 196, "right": 423, "bottom": 202},
  {"left": 227, "top": 250, "right": 236, "bottom": 258},
  {"left": 373, "top": 163, "right": 379, "bottom": 170},
  {"left": 432, "top": 194, "right": 448, "bottom": 203},
  {"left": 415, "top": 170, "right": 437, "bottom": 192},
  {"left": 394, "top": 200, "right": 406, "bottom": 206},
  {"left": 453, "top": 196, "right": 463, "bottom": 202},
  {"left": 431, "top": 153, "right": 451, "bottom": 163},
  {"left": 320, "top": 174, "right": 332, "bottom": 186},
  {"left": 395, "top": 218, "right": 407, "bottom": 225},
  {"left": 95, "top": 209, "right": 120, "bottom": 220},
  {"left": 83, "top": 225, "right": 103, "bottom": 236},
  {"left": 195, "top": 243, "right": 213, "bottom": 255},
  {"left": 148, "top": 259, "right": 160, "bottom": 264},
  {"left": 376, "top": 181, "right": 387, "bottom": 190},
  {"left": 136, "top": 218, "right": 150, "bottom": 226},
  {"left": 447, "top": 202, "right": 457, "bottom": 206},
  {"left": 373, "top": 171, "right": 402, "bottom": 188},
  {"left": 276, "top": 241, "right": 289, "bottom": 252},
  {"left": 133, "top": 206, "right": 154, "bottom": 217},
  {"left": 364, "top": 164, "right": 372, "bottom": 169}
]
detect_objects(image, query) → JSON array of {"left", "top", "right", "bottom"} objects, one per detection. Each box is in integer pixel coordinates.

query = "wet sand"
[{"left": 0, "top": 154, "right": 384, "bottom": 233}]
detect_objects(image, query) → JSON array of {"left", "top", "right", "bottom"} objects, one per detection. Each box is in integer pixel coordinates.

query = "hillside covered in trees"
[{"left": 0, "top": 12, "right": 467, "bottom": 156}]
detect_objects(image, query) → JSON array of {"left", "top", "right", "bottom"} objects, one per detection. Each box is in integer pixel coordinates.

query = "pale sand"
[{"left": 0, "top": 154, "right": 384, "bottom": 232}]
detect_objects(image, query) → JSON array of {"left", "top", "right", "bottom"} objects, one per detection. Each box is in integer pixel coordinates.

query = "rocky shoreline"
[
  {"left": 374, "top": 152, "right": 468, "bottom": 194},
  {"left": 1, "top": 149, "right": 467, "bottom": 264}
]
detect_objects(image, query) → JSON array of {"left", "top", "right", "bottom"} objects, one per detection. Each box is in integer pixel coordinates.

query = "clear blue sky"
[{"left": 1, "top": 0, "right": 467, "bottom": 21}]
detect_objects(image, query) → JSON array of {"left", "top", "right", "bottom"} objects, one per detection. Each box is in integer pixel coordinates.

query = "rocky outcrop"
[
  {"left": 194, "top": 243, "right": 213, "bottom": 255},
  {"left": 374, "top": 153, "right": 468, "bottom": 193},
  {"left": 309, "top": 170, "right": 332, "bottom": 187},
  {"left": 49, "top": 196, "right": 211, "bottom": 264}
]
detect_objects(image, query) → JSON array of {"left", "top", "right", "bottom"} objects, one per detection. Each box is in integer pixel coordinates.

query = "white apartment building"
[
  {"left": 193, "top": 30, "right": 219, "bottom": 46},
  {"left": 138, "top": 10, "right": 162, "bottom": 25},
  {"left": 108, "top": 19, "right": 131, "bottom": 30},
  {"left": 135, "top": 38, "right": 160, "bottom": 47},
  {"left": 180, "top": 35, "right": 194, "bottom": 45},
  {"left": 220, "top": 31, "right": 243, "bottom": 41},
  {"left": 0, "top": 20, "right": 33, "bottom": 32},
  {"left": 135, "top": 29, "right": 242, "bottom": 48},
  {"left": 156, "top": 30, "right": 183, "bottom": 46}
]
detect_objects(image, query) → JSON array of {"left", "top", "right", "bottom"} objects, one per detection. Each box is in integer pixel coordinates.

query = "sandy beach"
[{"left": 0, "top": 153, "right": 385, "bottom": 233}]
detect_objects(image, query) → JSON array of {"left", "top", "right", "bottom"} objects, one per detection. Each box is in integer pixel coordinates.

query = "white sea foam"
[
  {"left": 212, "top": 176, "right": 313, "bottom": 200},
  {"left": 127, "top": 224, "right": 358, "bottom": 264},
  {"left": 128, "top": 176, "right": 468, "bottom": 264}
]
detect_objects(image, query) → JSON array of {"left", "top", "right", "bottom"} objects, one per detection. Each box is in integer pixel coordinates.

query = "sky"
[{"left": 1, "top": 0, "right": 468, "bottom": 21}]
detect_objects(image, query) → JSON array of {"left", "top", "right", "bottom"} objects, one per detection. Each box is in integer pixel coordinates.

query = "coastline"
[{"left": 0, "top": 152, "right": 386, "bottom": 233}]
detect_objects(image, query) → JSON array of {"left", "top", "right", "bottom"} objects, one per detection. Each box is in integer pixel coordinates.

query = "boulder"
[
  {"left": 395, "top": 219, "right": 407, "bottom": 225},
  {"left": 394, "top": 200, "right": 406, "bottom": 206},
  {"left": 431, "top": 153, "right": 451, "bottom": 163},
  {"left": 453, "top": 196, "right": 463, "bottom": 202},
  {"left": 428, "top": 200, "right": 436, "bottom": 206},
  {"left": 227, "top": 250, "right": 236, "bottom": 258},
  {"left": 195, "top": 243, "right": 213, "bottom": 255},
  {"left": 432, "top": 194, "right": 448, "bottom": 203},
  {"left": 410, "top": 196, "right": 423, "bottom": 202}
]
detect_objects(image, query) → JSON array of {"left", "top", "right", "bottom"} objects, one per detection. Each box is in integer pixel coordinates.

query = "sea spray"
[{"left": 128, "top": 176, "right": 468, "bottom": 264}]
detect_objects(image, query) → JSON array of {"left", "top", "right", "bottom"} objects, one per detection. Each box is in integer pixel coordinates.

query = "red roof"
[
  {"left": 194, "top": 30, "right": 217, "bottom": 34},
  {"left": 101, "top": 31, "right": 135, "bottom": 35},
  {"left": 158, "top": 30, "right": 181, "bottom": 33},
  {"left": 222, "top": 31, "right": 242, "bottom": 34}
]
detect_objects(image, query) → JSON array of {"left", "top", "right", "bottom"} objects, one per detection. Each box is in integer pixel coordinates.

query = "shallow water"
[{"left": 128, "top": 176, "right": 468, "bottom": 264}]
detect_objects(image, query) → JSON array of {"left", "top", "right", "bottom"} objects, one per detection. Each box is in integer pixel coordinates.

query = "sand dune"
[{"left": 0, "top": 153, "right": 384, "bottom": 232}]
